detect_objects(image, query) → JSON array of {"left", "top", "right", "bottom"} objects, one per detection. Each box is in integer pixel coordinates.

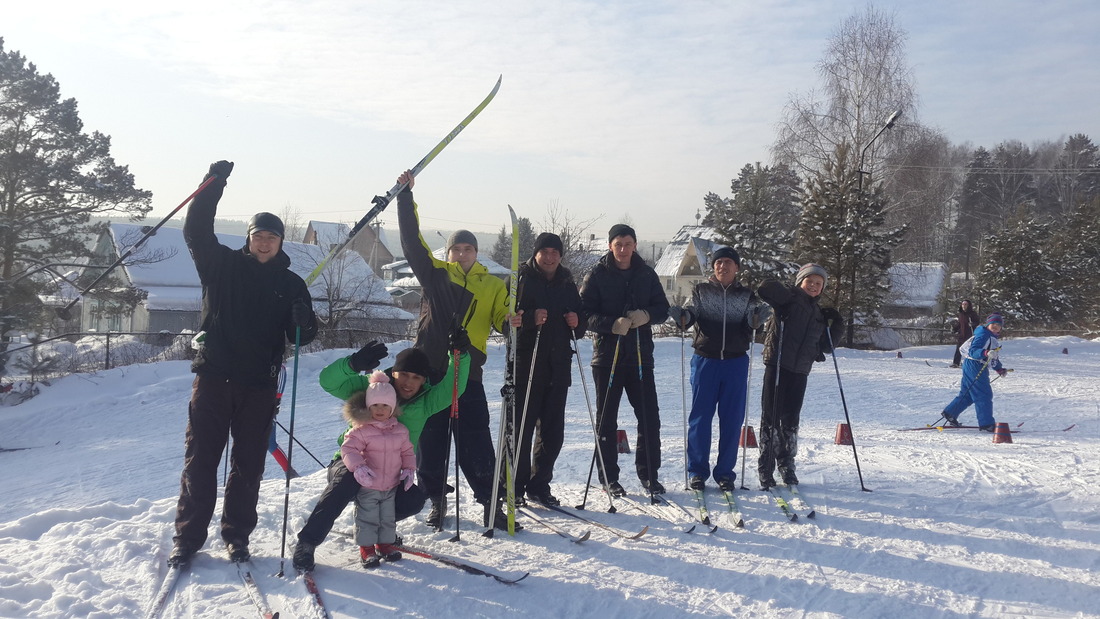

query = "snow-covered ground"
[{"left": 1, "top": 336, "right": 1098, "bottom": 618}]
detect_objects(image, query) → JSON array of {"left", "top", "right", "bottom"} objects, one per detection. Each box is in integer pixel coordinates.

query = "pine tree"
[
  {"left": 978, "top": 216, "right": 1068, "bottom": 323},
  {"left": 703, "top": 162, "right": 800, "bottom": 289},
  {"left": 1, "top": 39, "right": 151, "bottom": 373},
  {"left": 1048, "top": 197, "right": 1100, "bottom": 326},
  {"left": 489, "top": 216, "right": 535, "bottom": 266},
  {"left": 793, "top": 144, "right": 906, "bottom": 345}
]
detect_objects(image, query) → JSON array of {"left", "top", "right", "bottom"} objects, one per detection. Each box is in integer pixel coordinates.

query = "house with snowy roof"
[
  {"left": 882, "top": 262, "right": 949, "bottom": 320},
  {"left": 652, "top": 225, "right": 722, "bottom": 304},
  {"left": 303, "top": 220, "right": 397, "bottom": 274},
  {"left": 83, "top": 223, "right": 413, "bottom": 337}
]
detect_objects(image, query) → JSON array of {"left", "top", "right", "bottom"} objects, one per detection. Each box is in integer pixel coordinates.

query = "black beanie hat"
[
  {"left": 392, "top": 347, "right": 433, "bottom": 378},
  {"left": 247, "top": 212, "right": 285, "bottom": 239},
  {"left": 608, "top": 224, "right": 637, "bottom": 242},
  {"left": 711, "top": 246, "right": 741, "bottom": 268},
  {"left": 446, "top": 230, "right": 479, "bottom": 252},
  {"left": 534, "top": 232, "right": 565, "bottom": 255}
]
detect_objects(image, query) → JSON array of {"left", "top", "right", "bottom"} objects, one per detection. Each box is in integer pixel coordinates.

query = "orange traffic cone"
[
  {"left": 740, "top": 426, "right": 758, "bottom": 448},
  {"left": 834, "top": 422, "right": 854, "bottom": 445},
  {"left": 616, "top": 429, "right": 631, "bottom": 453},
  {"left": 992, "top": 422, "right": 1013, "bottom": 444}
]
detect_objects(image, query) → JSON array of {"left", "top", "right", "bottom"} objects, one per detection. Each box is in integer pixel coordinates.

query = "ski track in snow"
[{"left": 1, "top": 337, "right": 1099, "bottom": 617}]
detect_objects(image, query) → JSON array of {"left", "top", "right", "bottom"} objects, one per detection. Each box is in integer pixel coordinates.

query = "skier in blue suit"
[{"left": 941, "top": 312, "right": 1008, "bottom": 431}]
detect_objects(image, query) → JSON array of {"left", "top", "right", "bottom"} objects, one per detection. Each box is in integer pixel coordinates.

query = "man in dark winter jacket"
[
  {"left": 394, "top": 170, "right": 515, "bottom": 531},
  {"left": 756, "top": 263, "right": 842, "bottom": 488},
  {"left": 580, "top": 224, "right": 670, "bottom": 497},
  {"left": 951, "top": 299, "right": 980, "bottom": 368},
  {"left": 669, "top": 247, "right": 769, "bottom": 492},
  {"left": 507, "top": 232, "right": 586, "bottom": 506},
  {"left": 170, "top": 160, "right": 318, "bottom": 567}
]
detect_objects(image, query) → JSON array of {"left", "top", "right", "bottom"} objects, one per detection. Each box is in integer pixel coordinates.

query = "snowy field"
[{"left": 0, "top": 335, "right": 1097, "bottom": 618}]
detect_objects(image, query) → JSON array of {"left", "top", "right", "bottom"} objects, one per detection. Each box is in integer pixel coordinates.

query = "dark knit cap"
[
  {"left": 247, "top": 212, "right": 285, "bottom": 238},
  {"left": 392, "top": 347, "right": 433, "bottom": 378},
  {"left": 534, "top": 232, "right": 565, "bottom": 255},
  {"left": 985, "top": 312, "right": 1004, "bottom": 327},
  {"left": 608, "top": 224, "right": 637, "bottom": 242},
  {"left": 711, "top": 246, "right": 741, "bottom": 268},
  {"left": 446, "top": 229, "right": 478, "bottom": 252}
]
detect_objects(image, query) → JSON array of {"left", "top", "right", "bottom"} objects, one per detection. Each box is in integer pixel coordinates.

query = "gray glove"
[
  {"left": 626, "top": 309, "right": 650, "bottom": 328},
  {"left": 611, "top": 317, "right": 632, "bottom": 336},
  {"left": 749, "top": 305, "right": 772, "bottom": 330}
]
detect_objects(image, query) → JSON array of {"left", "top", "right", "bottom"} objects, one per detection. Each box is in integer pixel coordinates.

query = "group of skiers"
[{"left": 163, "top": 160, "right": 1008, "bottom": 573}]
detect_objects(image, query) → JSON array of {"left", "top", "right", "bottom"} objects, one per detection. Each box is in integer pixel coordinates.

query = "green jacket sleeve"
[
  {"left": 422, "top": 351, "right": 471, "bottom": 413},
  {"left": 318, "top": 356, "right": 371, "bottom": 401}
]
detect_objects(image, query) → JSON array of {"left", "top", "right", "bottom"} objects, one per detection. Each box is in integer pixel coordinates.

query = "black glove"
[
  {"left": 450, "top": 325, "right": 471, "bottom": 352},
  {"left": 821, "top": 307, "right": 842, "bottom": 326},
  {"left": 350, "top": 340, "right": 388, "bottom": 373},
  {"left": 204, "top": 160, "right": 234, "bottom": 182},
  {"left": 291, "top": 298, "right": 313, "bottom": 327}
]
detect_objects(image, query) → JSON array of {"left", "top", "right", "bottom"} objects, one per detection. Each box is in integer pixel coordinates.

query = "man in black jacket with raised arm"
[{"left": 169, "top": 160, "right": 318, "bottom": 566}]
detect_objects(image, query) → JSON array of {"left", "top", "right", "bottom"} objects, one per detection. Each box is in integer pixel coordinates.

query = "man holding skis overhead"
[
  {"left": 580, "top": 224, "right": 670, "bottom": 498},
  {"left": 669, "top": 247, "right": 769, "bottom": 493},
  {"left": 508, "top": 233, "right": 586, "bottom": 506},
  {"left": 169, "top": 161, "right": 317, "bottom": 567},
  {"left": 395, "top": 170, "right": 515, "bottom": 531}
]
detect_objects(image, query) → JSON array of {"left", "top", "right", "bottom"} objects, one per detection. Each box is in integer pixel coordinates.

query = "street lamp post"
[{"left": 847, "top": 109, "right": 902, "bottom": 346}]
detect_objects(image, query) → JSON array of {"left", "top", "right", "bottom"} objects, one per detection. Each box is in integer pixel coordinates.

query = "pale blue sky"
[{"left": 5, "top": 1, "right": 1098, "bottom": 242}]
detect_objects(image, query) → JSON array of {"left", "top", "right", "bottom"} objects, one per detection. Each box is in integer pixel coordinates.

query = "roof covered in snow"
[
  {"left": 652, "top": 225, "right": 721, "bottom": 277},
  {"left": 886, "top": 262, "right": 948, "bottom": 308},
  {"left": 103, "top": 223, "right": 411, "bottom": 319}
]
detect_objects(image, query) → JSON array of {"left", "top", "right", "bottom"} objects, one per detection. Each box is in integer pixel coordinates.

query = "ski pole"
[
  {"left": 738, "top": 327, "right": 758, "bottom": 489},
  {"left": 277, "top": 325, "right": 302, "bottom": 577},
  {"left": 634, "top": 329, "right": 660, "bottom": 504},
  {"left": 448, "top": 345, "right": 462, "bottom": 542},
  {"left": 56, "top": 175, "right": 219, "bottom": 320},
  {"left": 509, "top": 325, "right": 542, "bottom": 527},
  {"left": 572, "top": 332, "right": 617, "bottom": 513},
  {"left": 825, "top": 322, "right": 871, "bottom": 493},
  {"left": 679, "top": 325, "right": 689, "bottom": 491},
  {"left": 578, "top": 334, "right": 622, "bottom": 511},
  {"left": 274, "top": 420, "right": 325, "bottom": 469}
]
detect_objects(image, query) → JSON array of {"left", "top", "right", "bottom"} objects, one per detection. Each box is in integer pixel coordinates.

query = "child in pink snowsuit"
[{"left": 340, "top": 371, "right": 417, "bottom": 568}]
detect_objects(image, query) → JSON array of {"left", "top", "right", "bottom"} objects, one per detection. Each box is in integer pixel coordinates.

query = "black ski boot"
[
  {"left": 292, "top": 541, "right": 316, "bottom": 572},
  {"left": 426, "top": 500, "right": 443, "bottom": 530}
]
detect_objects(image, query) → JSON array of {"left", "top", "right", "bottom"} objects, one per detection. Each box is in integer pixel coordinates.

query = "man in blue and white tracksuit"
[
  {"left": 942, "top": 312, "right": 1008, "bottom": 431},
  {"left": 669, "top": 247, "right": 768, "bottom": 492}
]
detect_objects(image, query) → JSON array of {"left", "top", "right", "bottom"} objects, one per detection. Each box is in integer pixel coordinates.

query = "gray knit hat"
[
  {"left": 795, "top": 263, "right": 828, "bottom": 287},
  {"left": 446, "top": 230, "right": 478, "bottom": 252}
]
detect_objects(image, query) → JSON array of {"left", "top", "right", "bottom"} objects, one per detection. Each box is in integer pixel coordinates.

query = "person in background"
[
  {"left": 170, "top": 160, "right": 318, "bottom": 566},
  {"left": 941, "top": 312, "right": 1008, "bottom": 432},
  {"left": 951, "top": 300, "right": 981, "bottom": 368}
]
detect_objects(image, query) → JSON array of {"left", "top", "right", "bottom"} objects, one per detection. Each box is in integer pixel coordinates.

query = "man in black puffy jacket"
[
  {"left": 169, "top": 161, "right": 318, "bottom": 566},
  {"left": 508, "top": 233, "right": 586, "bottom": 506},
  {"left": 756, "top": 263, "right": 842, "bottom": 488},
  {"left": 580, "top": 224, "right": 670, "bottom": 498}
]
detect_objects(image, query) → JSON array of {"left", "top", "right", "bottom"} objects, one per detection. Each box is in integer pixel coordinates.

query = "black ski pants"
[
  {"left": 512, "top": 377, "right": 569, "bottom": 497},
  {"left": 297, "top": 457, "right": 426, "bottom": 546},
  {"left": 592, "top": 363, "right": 661, "bottom": 486},
  {"left": 417, "top": 380, "right": 497, "bottom": 505},
  {"left": 173, "top": 375, "right": 276, "bottom": 549},
  {"left": 758, "top": 364, "right": 808, "bottom": 478}
]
